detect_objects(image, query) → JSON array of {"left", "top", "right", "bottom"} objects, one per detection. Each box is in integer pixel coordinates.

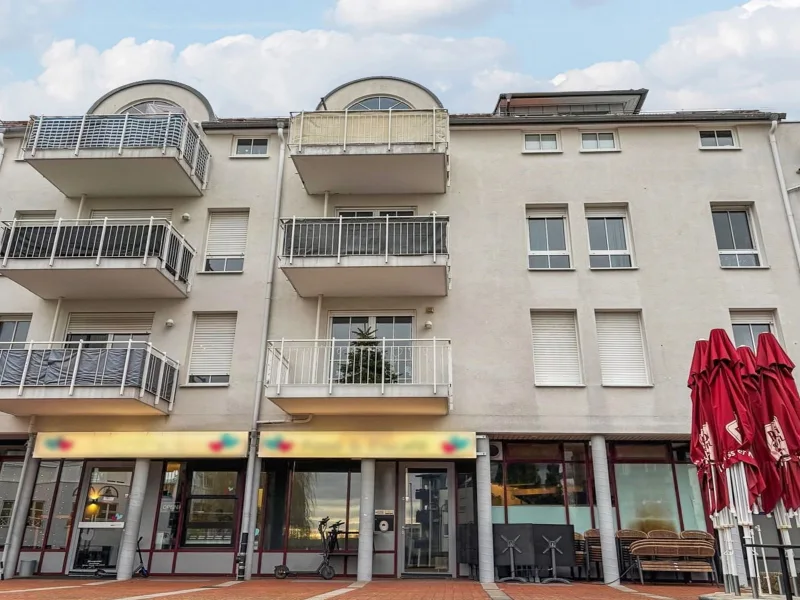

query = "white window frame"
[
  {"left": 186, "top": 312, "right": 238, "bottom": 386},
  {"left": 580, "top": 131, "right": 619, "bottom": 153},
  {"left": 326, "top": 311, "right": 415, "bottom": 337},
  {"left": 230, "top": 136, "right": 269, "bottom": 158},
  {"left": 711, "top": 205, "right": 763, "bottom": 268},
  {"left": 585, "top": 206, "right": 635, "bottom": 269},
  {"left": 526, "top": 208, "right": 572, "bottom": 270},
  {"left": 529, "top": 310, "right": 584, "bottom": 387},
  {"left": 698, "top": 128, "right": 739, "bottom": 150},
  {"left": 202, "top": 210, "right": 249, "bottom": 274},
  {"left": 0, "top": 316, "right": 31, "bottom": 348},
  {"left": 730, "top": 310, "right": 779, "bottom": 350},
  {"left": 522, "top": 132, "right": 561, "bottom": 154}
]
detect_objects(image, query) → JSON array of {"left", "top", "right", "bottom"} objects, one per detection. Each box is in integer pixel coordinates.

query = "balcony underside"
[
  {"left": 267, "top": 384, "right": 449, "bottom": 416},
  {"left": 24, "top": 149, "right": 202, "bottom": 198},
  {"left": 291, "top": 150, "right": 447, "bottom": 194},
  {"left": 281, "top": 257, "right": 448, "bottom": 297},
  {"left": 0, "top": 386, "right": 167, "bottom": 417},
  {"left": 0, "top": 258, "right": 188, "bottom": 299}
]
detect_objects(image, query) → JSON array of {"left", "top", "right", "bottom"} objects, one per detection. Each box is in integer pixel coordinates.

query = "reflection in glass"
[
  {"left": 288, "top": 471, "right": 347, "bottom": 550},
  {"left": 614, "top": 463, "right": 680, "bottom": 532},
  {"left": 403, "top": 470, "right": 449, "bottom": 573},
  {"left": 190, "top": 471, "right": 237, "bottom": 496},
  {"left": 566, "top": 462, "right": 592, "bottom": 534},
  {"left": 675, "top": 464, "right": 707, "bottom": 531},
  {"left": 505, "top": 463, "right": 566, "bottom": 524},
  {"left": 154, "top": 462, "right": 182, "bottom": 550},
  {"left": 0, "top": 460, "right": 24, "bottom": 544},
  {"left": 45, "top": 461, "right": 82, "bottom": 549},
  {"left": 23, "top": 461, "right": 59, "bottom": 548}
]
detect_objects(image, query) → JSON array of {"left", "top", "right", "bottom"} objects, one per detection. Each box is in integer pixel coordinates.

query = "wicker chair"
[
  {"left": 681, "top": 530, "right": 714, "bottom": 541},
  {"left": 647, "top": 530, "right": 680, "bottom": 539},
  {"left": 573, "top": 532, "right": 587, "bottom": 580},
  {"left": 616, "top": 529, "right": 647, "bottom": 580},
  {"left": 584, "top": 529, "right": 603, "bottom": 580}
]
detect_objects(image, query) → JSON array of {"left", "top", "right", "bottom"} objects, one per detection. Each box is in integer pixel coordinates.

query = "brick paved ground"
[{"left": 0, "top": 578, "right": 723, "bottom": 600}]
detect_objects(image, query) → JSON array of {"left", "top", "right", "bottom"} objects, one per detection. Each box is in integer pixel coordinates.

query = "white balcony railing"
[
  {"left": 281, "top": 215, "right": 449, "bottom": 263},
  {"left": 0, "top": 340, "right": 179, "bottom": 409},
  {"left": 289, "top": 109, "right": 448, "bottom": 151},
  {"left": 1, "top": 218, "right": 195, "bottom": 286},
  {"left": 23, "top": 114, "right": 212, "bottom": 186},
  {"left": 266, "top": 338, "right": 452, "bottom": 394}
]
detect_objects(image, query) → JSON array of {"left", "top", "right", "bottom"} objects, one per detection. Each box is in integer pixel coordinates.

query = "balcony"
[
  {"left": 265, "top": 338, "right": 452, "bottom": 416},
  {"left": 288, "top": 110, "right": 448, "bottom": 194},
  {"left": 0, "top": 218, "right": 195, "bottom": 299},
  {"left": 0, "top": 340, "right": 178, "bottom": 417},
  {"left": 279, "top": 215, "right": 449, "bottom": 297},
  {"left": 20, "top": 114, "right": 211, "bottom": 198}
]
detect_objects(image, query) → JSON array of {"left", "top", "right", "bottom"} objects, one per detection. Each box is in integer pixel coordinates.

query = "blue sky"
[{"left": 1, "top": 0, "right": 799, "bottom": 119}]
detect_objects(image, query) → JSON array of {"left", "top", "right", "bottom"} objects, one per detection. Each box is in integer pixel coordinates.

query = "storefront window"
[
  {"left": 254, "top": 471, "right": 266, "bottom": 549},
  {"left": 348, "top": 472, "right": 361, "bottom": 550},
  {"left": 183, "top": 469, "right": 239, "bottom": 547},
  {"left": 675, "top": 463, "right": 706, "bottom": 531},
  {"left": 490, "top": 462, "right": 504, "bottom": 523},
  {"left": 45, "top": 461, "right": 82, "bottom": 550},
  {"left": 505, "top": 463, "right": 566, "bottom": 524},
  {"left": 288, "top": 469, "right": 348, "bottom": 550},
  {"left": 23, "top": 461, "right": 60, "bottom": 548},
  {"left": 0, "top": 460, "right": 23, "bottom": 545},
  {"left": 565, "top": 462, "right": 592, "bottom": 534},
  {"left": 154, "top": 462, "right": 182, "bottom": 550},
  {"left": 614, "top": 463, "right": 680, "bottom": 532},
  {"left": 263, "top": 464, "right": 289, "bottom": 551}
]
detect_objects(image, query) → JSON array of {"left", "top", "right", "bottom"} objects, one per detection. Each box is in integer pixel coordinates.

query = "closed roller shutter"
[
  {"left": 205, "top": 212, "right": 249, "bottom": 258},
  {"left": 729, "top": 310, "right": 775, "bottom": 326},
  {"left": 530, "top": 311, "right": 582, "bottom": 386},
  {"left": 90, "top": 209, "right": 173, "bottom": 221},
  {"left": 595, "top": 311, "right": 649, "bottom": 386},
  {"left": 189, "top": 313, "right": 237, "bottom": 378},
  {"left": 66, "top": 312, "right": 154, "bottom": 335}
]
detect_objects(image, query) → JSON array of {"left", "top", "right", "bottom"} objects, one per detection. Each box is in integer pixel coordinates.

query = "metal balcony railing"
[
  {"left": 0, "top": 218, "right": 195, "bottom": 286},
  {"left": 0, "top": 340, "right": 179, "bottom": 408},
  {"left": 23, "top": 114, "right": 212, "bottom": 185},
  {"left": 289, "top": 109, "right": 448, "bottom": 151},
  {"left": 281, "top": 215, "right": 449, "bottom": 263},
  {"left": 266, "top": 338, "right": 452, "bottom": 394}
]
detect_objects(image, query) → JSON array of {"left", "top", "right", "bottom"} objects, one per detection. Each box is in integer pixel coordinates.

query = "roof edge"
[
  {"left": 317, "top": 76, "right": 444, "bottom": 110},
  {"left": 87, "top": 79, "right": 217, "bottom": 120},
  {"left": 493, "top": 88, "right": 650, "bottom": 114}
]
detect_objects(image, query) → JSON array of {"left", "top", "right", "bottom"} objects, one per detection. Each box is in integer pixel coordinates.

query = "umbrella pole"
[
  {"left": 755, "top": 525, "right": 772, "bottom": 595},
  {"left": 775, "top": 501, "right": 799, "bottom": 596}
]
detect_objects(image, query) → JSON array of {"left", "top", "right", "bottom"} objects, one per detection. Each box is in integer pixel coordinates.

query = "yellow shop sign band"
[
  {"left": 34, "top": 431, "right": 249, "bottom": 459},
  {"left": 259, "top": 431, "right": 476, "bottom": 459}
]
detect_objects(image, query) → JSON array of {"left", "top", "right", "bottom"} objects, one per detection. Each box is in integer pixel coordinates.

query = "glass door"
[
  {"left": 329, "top": 316, "right": 413, "bottom": 385},
  {"left": 70, "top": 464, "right": 134, "bottom": 572},
  {"left": 398, "top": 463, "right": 455, "bottom": 576}
]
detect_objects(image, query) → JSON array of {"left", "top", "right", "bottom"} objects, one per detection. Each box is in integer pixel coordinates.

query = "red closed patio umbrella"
[{"left": 737, "top": 345, "right": 782, "bottom": 514}]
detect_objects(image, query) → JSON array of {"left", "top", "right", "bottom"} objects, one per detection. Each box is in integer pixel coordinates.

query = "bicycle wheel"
[
  {"left": 140, "top": 567, "right": 149, "bottom": 578},
  {"left": 319, "top": 564, "right": 335, "bottom": 580},
  {"left": 274, "top": 565, "right": 290, "bottom": 579}
]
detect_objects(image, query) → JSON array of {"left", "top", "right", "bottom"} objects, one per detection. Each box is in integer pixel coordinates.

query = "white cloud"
[
  {"left": 332, "top": 0, "right": 500, "bottom": 31},
  {"left": 0, "top": 0, "right": 71, "bottom": 47}
]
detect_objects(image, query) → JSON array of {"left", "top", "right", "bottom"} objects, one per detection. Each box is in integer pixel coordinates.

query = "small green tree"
[{"left": 339, "top": 327, "right": 398, "bottom": 384}]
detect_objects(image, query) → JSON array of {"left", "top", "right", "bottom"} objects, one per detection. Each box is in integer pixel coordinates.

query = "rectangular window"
[
  {"left": 730, "top": 310, "right": 776, "bottom": 351},
  {"left": 581, "top": 132, "right": 617, "bottom": 151},
  {"left": 585, "top": 207, "right": 633, "bottom": 269},
  {"left": 182, "top": 468, "right": 239, "bottom": 547},
  {"left": 527, "top": 210, "right": 570, "bottom": 269},
  {"left": 154, "top": 462, "right": 182, "bottom": 550},
  {"left": 188, "top": 313, "right": 237, "bottom": 384},
  {"left": 330, "top": 315, "right": 413, "bottom": 384},
  {"left": 523, "top": 133, "right": 559, "bottom": 152},
  {"left": 595, "top": 311, "right": 649, "bottom": 386},
  {"left": 14, "top": 211, "right": 56, "bottom": 221},
  {"left": 699, "top": 130, "right": 736, "bottom": 148},
  {"left": 0, "top": 317, "right": 30, "bottom": 348},
  {"left": 336, "top": 209, "right": 415, "bottom": 217},
  {"left": 234, "top": 138, "right": 269, "bottom": 156},
  {"left": 712, "top": 208, "right": 760, "bottom": 267},
  {"left": 530, "top": 311, "right": 582, "bottom": 386},
  {"left": 204, "top": 211, "right": 249, "bottom": 272}
]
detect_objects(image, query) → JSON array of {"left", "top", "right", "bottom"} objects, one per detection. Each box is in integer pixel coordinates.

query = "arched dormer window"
[
  {"left": 120, "top": 99, "right": 185, "bottom": 115},
  {"left": 346, "top": 96, "right": 412, "bottom": 111}
]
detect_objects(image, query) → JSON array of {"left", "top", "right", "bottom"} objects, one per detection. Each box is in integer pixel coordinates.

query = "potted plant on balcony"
[{"left": 339, "top": 327, "right": 398, "bottom": 384}]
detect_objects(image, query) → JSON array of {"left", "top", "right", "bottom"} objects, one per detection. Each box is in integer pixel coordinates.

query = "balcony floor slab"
[
  {"left": 0, "top": 386, "right": 167, "bottom": 416},
  {"left": 266, "top": 384, "right": 449, "bottom": 416}
]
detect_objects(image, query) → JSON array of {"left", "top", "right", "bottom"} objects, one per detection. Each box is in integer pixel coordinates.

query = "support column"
[
  {"left": 590, "top": 435, "right": 620, "bottom": 585},
  {"left": 117, "top": 459, "right": 150, "bottom": 581},
  {"left": 244, "top": 457, "right": 262, "bottom": 579},
  {"left": 3, "top": 438, "right": 39, "bottom": 580},
  {"left": 357, "top": 459, "right": 375, "bottom": 582},
  {"left": 475, "top": 436, "right": 495, "bottom": 583}
]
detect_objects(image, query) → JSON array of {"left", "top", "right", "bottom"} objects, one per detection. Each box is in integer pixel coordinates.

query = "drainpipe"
[
  {"left": 48, "top": 298, "right": 63, "bottom": 348},
  {"left": 76, "top": 194, "right": 86, "bottom": 220},
  {"left": 769, "top": 120, "right": 800, "bottom": 272},
  {"left": 323, "top": 191, "right": 329, "bottom": 217},
  {"left": 2, "top": 427, "right": 38, "bottom": 580},
  {"left": 240, "top": 121, "right": 287, "bottom": 580}
]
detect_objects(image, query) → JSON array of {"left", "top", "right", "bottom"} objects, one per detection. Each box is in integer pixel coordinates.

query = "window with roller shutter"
[
  {"left": 529, "top": 311, "right": 583, "bottom": 386},
  {"left": 89, "top": 209, "right": 173, "bottom": 221},
  {"left": 595, "top": 311, "right": 649, "bottom": 386},
  {"left": 203, "top": 211, "right": 249, "bottom": 273},
  {"left": 730, "top": 310, "right": 778, "bottom": 351},
  {"left": 188, "top": 313, "right": 237, "bottom": 384}
]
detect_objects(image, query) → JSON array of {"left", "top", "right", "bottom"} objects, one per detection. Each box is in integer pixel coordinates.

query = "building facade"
[{"left": 0, "top": 76, "right": 798, "bottom": 582}]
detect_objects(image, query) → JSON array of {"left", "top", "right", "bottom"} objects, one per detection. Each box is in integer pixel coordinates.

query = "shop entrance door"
[
  {"left": 67, "top": 462, "right": 134, "bottom": 573},
  {"left": 398, "top": 462, "right": 456, "bottom": 577}
]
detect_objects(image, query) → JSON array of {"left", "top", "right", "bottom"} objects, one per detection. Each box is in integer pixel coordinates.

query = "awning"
[
  {"left": 259, "top": 431, "right": 476, "bottom": 459},
  {"left": 34, "top": 431, "right": 249, "bottom": 459}
]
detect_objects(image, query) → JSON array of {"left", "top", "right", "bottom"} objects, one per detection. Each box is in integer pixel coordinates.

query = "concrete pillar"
[
  {"left": 244, "top": 457, "right": 261, "bottom": 579},
  {"left": 2, "top": 444, "right": 39, "bottom": 580},
  {"left": 475, "top": 436, "right": 495, "bottom": 583},
  {"left": 590, "top": 435, "right": 620, "bottom": 585},
  {"left": 357, "top": 459, "right": 375, "bottom": 582},
  {"left": 116, "top": 459, "right": 150, "bottom": 581}
]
